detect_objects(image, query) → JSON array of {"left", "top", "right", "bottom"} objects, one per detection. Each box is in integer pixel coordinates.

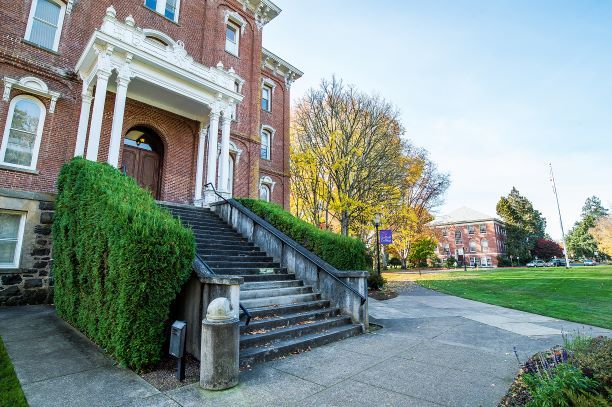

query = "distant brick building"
[
  {"left": 431, "top": 207, "right": 507, "bottom": 267},
  {"left": 0, "top": 0, "right": 301, "bottom": 304}
]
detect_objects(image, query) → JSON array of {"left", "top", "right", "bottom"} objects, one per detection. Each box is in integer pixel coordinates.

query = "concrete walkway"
[{"left": 1, "top": 287, "right": 609, "bottom": 406}]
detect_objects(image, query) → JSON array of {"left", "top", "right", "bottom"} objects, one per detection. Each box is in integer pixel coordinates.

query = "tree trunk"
[{"left": 340, "top": 210, "right": 349, "bottom": 236}]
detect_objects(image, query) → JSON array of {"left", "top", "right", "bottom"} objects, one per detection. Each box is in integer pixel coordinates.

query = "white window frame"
[
  {"left": 481, "top": 239, "right": 489, "bottom": 252},
  {"left": 144, "top": 0, "right": 181, "bottom": 22},
  {"left": 259, "top": 176, "right": 275, "bottom": 202},
  {"left": 0, "top": 210, "right": 27, "bottom": 269},
  {"left": 25, "top": 0, "right": 66, "bottom": 52},
  {"left": 469, "top": 240, "right": 477, "bottom": 253},
  {"left": 225, "top": 21, "right": 240, "bottom": 56},
  {"left": 261, "top": 83, "right": 273, "bottom": 112},
  {"left": 480, "top": 224, "right": 486, "bottom": 234},
  {"left": 0, "top": 95, "right": 46, "bottom": 170},
  {"left": 259, "top": 184, "right": 270, "bottom": 202},
  {"left": 260, "top": 129, "right": 271, "bottom": 160}
]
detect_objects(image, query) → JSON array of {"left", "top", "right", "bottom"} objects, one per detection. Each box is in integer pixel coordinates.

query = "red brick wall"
[
  {"left": 434, "top": 220, "right": 507, "bottom": 267},
  {"left": 0, "top": 0, "right": 294, "bottom": 208}
]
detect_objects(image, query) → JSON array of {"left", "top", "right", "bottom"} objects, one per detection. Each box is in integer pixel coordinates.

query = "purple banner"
[{"left": 380, "top": 229, "right": 393, "bottom": 245}]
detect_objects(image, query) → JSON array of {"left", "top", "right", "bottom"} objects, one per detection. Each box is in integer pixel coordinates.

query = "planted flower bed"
[{"left": 501, "top": 335, "right": 611, "bottom": 406}]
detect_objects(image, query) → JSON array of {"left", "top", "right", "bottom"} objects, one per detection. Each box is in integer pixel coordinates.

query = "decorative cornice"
[
  {"left": 3, "top": 76, "right": 61, "bottom": 113},
  {"left": 261, "top": 48, "right": 303, "bottom": 87},
  {"left": 237, "top": 0, "right": 281, "bottom": 29}
]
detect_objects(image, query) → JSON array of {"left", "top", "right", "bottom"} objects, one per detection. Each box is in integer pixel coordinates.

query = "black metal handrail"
[{"left": 205, "top": 184, "right": 367, "bottom": 306}]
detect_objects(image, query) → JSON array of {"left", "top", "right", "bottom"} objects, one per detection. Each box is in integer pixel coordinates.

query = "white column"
[
  {"left": 74, "top": 88, "right": 93, "bottom": 157},
  {"left": 217, "top": 111, "right": 232, "bottom": 197},
  {"left": 194, "top": 124, "right": 207, "bottom": 204},
  {"left": 107, "top": 74, "right": 131, "bottom": 167},
  {"left": 204, "top": 108, "right": 221, "bottom": 203},
  {"left": 85, "top": 70, "right": 111, "bottom": 161}
]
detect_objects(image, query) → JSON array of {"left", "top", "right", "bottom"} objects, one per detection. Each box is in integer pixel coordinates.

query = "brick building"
[
  {"left": 431, "top": 207, "right": 507, "bottom": 268},
  {"left": 0, "top": 0, "right": 302, "bottom": 304}
]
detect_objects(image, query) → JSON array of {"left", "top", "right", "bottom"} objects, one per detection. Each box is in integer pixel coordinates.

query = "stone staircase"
[{"left": 162, "top": 203, "right": 361, "bottom": 367}]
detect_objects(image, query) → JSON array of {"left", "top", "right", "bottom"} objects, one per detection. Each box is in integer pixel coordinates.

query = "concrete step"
[
  {"left": 211, "top": 267, "right": 288, "bottom": 276},
  {"left": 198, "top": 242, "right": 256, "bottom": 251},
  {"left": 198, "top": 249, "right": 266, "bottom": 257},
  {"left": 203, "top": 254, "right": 273, "bottom": 262},
  {"left": 206, "top": 261, "right": 281, "bottom": 269},
  {"left": 240, "top": 293, "right": 320, "bottom": 309},
  {"left": 239, "top": 286, "right": 313, "bottom": 300},
  {"left": 241, "top": 299, "right": 330, "bottom": 318},
  {"left": 242, "top": 280, "right": 303, "bottom": 291},
  {"left": 240, "top": 308, "right": 340, "bottom": 334},
  {"left": 196, "top": 236, "right": 249, "bottom": 245},
  {"left": 239, "top": 324, "right": 362, "bottom": 368},
  {"left": 240, "top": 316, "right": 351, "bottom": 349},
  {"left": 242, "top": 273, "right": 297, "bottom": 283}
]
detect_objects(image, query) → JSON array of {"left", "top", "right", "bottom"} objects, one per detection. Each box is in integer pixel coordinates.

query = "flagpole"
[{"left": 549, "top": 163, "right": 571, "bottom": 269}]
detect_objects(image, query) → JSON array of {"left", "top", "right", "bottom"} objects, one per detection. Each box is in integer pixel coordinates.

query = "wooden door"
[{"left": 122, "top": 146, "right": 161, "bottom": 199}]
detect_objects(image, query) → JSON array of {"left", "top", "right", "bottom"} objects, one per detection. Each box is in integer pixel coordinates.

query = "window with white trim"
[
  {"left": 261, "top": 84, "right": 272, "bottom": 111},
  {"left": 25, "top": 0, "right": 66, "bottom": 51},
  {"left": 481, "top": 239, "right": 489, "bottom": 252},
  {"left": 0, "top": 211, "right": 26, "bottom": 269},
  {"left": 1, "top": 95, "right": 46, "bottom": 170},
  {"left": 469, "top": 240, "right": 477, "bottom": 253},
  {"left": 144, "top": 0, "right": 180, "bottom": 22},
  {"left": 468, "top": 225, "right": 475, "bottom": 235},
  {"left": 260, "top": 129, "right": 271, "bottom": 160},
  {"left": 225, "top": 21, "right": 240, "bottom": 56},
  {"left": 480, "top": 224, "right": 486, "bottom": 234},
  {"left": 259, "top": 184, "right": 270, "bottom": 202}
]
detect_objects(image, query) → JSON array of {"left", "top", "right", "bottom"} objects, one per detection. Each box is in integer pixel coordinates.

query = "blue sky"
[{"left": 263, "top": 0, "right": 612, "bottom": 239}]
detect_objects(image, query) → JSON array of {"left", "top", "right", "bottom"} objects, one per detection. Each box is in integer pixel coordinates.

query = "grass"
[
  {"left": 0, "top": 336, "right": 28, "bottom": 407},
  {"left": 383, "top": 266, "right": 612, "bottom": 329}
]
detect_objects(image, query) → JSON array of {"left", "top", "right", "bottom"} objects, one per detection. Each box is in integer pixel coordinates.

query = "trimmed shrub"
[
  {"left": 52, "top": 158, "right": 195, "bottom": 371},
  {"left": 237, "top": 199, "right": 369, "bottom": 271}
]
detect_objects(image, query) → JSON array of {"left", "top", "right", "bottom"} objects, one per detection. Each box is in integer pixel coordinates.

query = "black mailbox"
[{"left": 169, "top": 320, "right": 186, "bottom": 358}]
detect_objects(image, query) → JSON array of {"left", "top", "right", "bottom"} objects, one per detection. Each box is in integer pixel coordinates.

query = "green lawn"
[
  {"left": 389, "top": 266, "right": 612, "bottom": 329},
  {"left": 0, "top": 336, "right": 28, "bottom": 407}
]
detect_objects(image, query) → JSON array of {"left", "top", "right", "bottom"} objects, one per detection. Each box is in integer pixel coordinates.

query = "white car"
[
  {"left": 527, "top": 260, "right": 546, "bottom": 268},
  {"left": 583, "top": 259, "right": 597, "bottom": 266}
]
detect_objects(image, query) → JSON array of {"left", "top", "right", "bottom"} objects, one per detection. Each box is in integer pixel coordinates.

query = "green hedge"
[
  {"left": 53, "top": 158, "right": 194, "bottom": 371},
  {"left": 237, "top": 198, "right": 369, "bottom": 271}
]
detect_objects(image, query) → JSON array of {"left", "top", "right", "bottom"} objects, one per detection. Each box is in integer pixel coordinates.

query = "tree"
[
  {"left": 496, "top": 187, "right": 547, "bottom": 260},
  {"left": 589, "top": 217, "right": 612, "bottom": 257},
  {"left": 566, "top": 196, "right": 609, "bottom": 259},
  {"left": 408, "top": 237, "right": 437, "bottom": 268},
  {"left": 532, "top": 238, "right": 563, "bottom": 260},
  {"left": 292, "top": 77, "right": 405, "bottom": 236}
]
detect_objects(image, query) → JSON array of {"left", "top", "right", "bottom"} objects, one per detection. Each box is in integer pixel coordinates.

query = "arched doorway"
[{"left": 122, "top": 127, "right": 164, "bottom": 199}]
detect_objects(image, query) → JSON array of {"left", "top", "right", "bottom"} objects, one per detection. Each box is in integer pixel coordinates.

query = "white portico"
[{"left": 74, "top": 6, "right": 243, "bottom": 204}]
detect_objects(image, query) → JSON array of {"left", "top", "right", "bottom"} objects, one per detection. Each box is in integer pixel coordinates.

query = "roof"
[{"left": 431, "top": 206, "right": 502, "bottom": 226}]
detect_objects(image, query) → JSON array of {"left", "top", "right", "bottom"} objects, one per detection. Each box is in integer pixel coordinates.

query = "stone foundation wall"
[{"left": 0, "top": 189, "right": 55, "bottom": 306}]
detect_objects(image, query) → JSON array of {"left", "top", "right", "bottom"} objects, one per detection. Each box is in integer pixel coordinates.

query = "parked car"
[
  {"left": 549, "top": 258, "right": 567, "bottom": 267},
  {"left": 583, "top": 259, "right": 597, "bottom": 266},
  {"left": 527, "top": 260, "right": 546, "bottom": 268}
]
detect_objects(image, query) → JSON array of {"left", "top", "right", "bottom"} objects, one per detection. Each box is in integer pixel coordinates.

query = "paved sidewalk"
[{"left": 1, "top": 288, "right": 609, "bottom": 406}]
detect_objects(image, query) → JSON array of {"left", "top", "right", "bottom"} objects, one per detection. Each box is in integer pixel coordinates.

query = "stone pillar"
[
  {"left": 204, "top": 107, "right": 221, "bottom": 204},
  {"left": 217, "top": 111, "right": 232, "bottom": 198},
  {"left": 194, "top": 124, "right": 207, "bottom": 205},
  {"left": 85, "top": 70, "right": 111, "bottom": 162},
  {"left": 74, "top": 87, "right": 93, "bottom": 157},
  {"left": 107, "top": 70, "right": 131, "bottom": 167},
  {"left": 200, "top": 298, "right": 239, "bottom": 390}
]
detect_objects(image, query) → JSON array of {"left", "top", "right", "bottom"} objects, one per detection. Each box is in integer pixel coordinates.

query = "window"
[
  {"left": 443, "top": 243, "right": 450, "bottom": 255},
  {"left": 259, "top": 184, "right": 270, "bottom": 202},
  {"left": 1, "top": 96, "right": 46, "bottom": 170},
  {"left": 469, "top": 256, "right": 477, "bottom": 267},
  {"left": 480, "top": 224, "right": 486, "bottom": 234},
  {"left": 260, "top": 129, "right": 271, "bottom": 160},
  {"left": 225, "top": 22, "right": 239, "bottom": 55},
  {"left": 144, "top": 0, "right": 180, "bottom": 22},
  {"left": 481, "top": 257, "right": 492, "bottom": 267},
  {"left": 481, "top": 239, "right": 488, "bottom": 252},
  {"left": 469, "top": 240, "right": 477, "bottom": 253},
  {"left": 0, "top": 211, "right": 26, "bottom": 269},
  {"left": 261, "top": 84, "right": 272, "bottom": 111},
  {"left": 442, "top": 229, "right": 448, "bottom": 237},
  {"left": 25, "top": 0, "right": 66, "bottom": 51},
  {"left": 468, "top": 225, "right": 475, "bottom": 235}
]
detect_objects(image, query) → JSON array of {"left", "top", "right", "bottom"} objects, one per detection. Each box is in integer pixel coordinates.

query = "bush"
[
  {"left": 571, "top": 336, "right": 612, "bottom": 396},
  {"left": 53, "top": 158, "right": 195, "bottom": 371},
  {"left": 237, "top": 199, "right": 369, "bottom": 271},
  {"left": 444, "top": 257, "right": 457, "bottom": 269},
  {"left": 368, "top": 272, "right": 386, "bottom": 290},
  {"left": 523, "top": 363, "right": 599, "bottom": 407}
]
